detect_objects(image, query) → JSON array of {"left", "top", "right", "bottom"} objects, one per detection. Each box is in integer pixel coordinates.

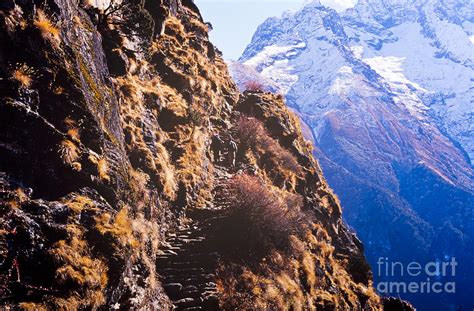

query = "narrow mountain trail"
[{"left": 156, "top": 168, "right": 232, "bottom": 310}]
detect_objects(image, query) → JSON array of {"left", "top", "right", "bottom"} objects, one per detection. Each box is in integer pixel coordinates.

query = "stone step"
[
  {"left": 168, "top": 237, "right": 201, "bottom": 244},
  {"left": 158, "top": 261, "right": 218, "bottom": 271},
  {"left": 168, "top": 236, "right": 206, "bottom": 242},
  {"left": 163, "top": 274, "right": 215, "bottom": 284},
  {"left": 161, "top": 276, "right": 216, "bottom": 285},
  {"left": 161, "top": 267, "right": 206, "bottom": 274},
  {"left": 168, "top": 289, "right": 202, "bottom": 301},
  {"left": 157, "top": 197, "right": 229, "bottom": 310},
  {"left": 164, "top": 283, "right": 184, "bottom": 297},
  {"left": 174, "top": 298, "right": 198, "bottom": 309},
  {"left": 202, "top": 290, "right": 218, "bottom": 297},
  {"left": 165, "top": 250, "right": 218, "bottom": 257},
  {"left": 183, "top": 285, "right": 198, "bottom": 292},
  {"left": 161, "top": 270, "right": 215, "bottom": 278},
  {"left": 158, "top": 249, "right": 178, "bottom": 256},
  {"left": 201, "top": 287, "right": 218, "bottom": 293}
]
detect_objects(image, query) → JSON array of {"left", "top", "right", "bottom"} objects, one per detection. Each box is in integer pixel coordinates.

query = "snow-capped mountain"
[
  {"left": 343, "top": 0, "right": 474, "bottom": 163},
  {"left": 233, "top": 1, "right": 474, "bottom": 310},
  {"left": 240, "top": 0, "right": 474, "bottom": 163}
]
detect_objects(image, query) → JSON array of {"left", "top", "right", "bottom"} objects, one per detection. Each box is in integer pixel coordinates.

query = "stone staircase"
[{"left": 156, "top": 168, "right": 232, "bottom": 310}]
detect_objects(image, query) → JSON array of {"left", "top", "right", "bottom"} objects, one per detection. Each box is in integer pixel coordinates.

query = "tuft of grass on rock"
[
  {"left": 59, "top": 140, "right": 80, "bottom": 165},
  {"left": 34, "top": 9, "right": 60, "bottom": 41},
  {"left": 12, "top": 64, "right": 33, "bottom": 88}
]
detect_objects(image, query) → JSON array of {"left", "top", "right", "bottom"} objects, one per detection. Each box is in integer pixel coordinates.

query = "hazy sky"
[{"left": 195, "top": 0, "right": 358, "bottom": 60}]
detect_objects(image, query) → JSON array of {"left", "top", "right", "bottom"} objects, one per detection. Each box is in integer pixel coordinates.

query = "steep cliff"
[{"left": 0, "top": 0, "right": 406, "bottom": 309}]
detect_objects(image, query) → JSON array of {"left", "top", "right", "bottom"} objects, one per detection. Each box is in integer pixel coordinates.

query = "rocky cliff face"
[{"left": 0, "top": 0, "right": 402, "bottom": 310}]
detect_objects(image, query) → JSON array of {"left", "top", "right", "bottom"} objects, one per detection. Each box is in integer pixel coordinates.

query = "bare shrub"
[
  {"left": 234, "top": 116, "right": 266, "bottom": 149},
  {"left": 245, "top": 80, "right": 265, "bottom": 92},
  {"left": 220, "top": 174, "right": 303, "bottom": 258}
]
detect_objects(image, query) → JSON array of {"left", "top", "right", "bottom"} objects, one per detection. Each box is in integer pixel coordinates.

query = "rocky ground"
[{"left": 0, "top": 0, "right": 411, "bottom": 309}]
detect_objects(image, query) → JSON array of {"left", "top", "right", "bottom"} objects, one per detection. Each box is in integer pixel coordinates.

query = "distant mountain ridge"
[{"left": 231, "top": 0, "right": 474, "bottom": 309}]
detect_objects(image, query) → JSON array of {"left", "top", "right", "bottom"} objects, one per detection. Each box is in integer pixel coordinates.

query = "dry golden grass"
[
  {"left": 234, "top": 116, "right": 301, "bottom": 182},
  {"left": 12, "top": 66, "right": 32, "bottom": 88},
  {"left": 127, "top": 168, "right": 151, "bottom": 212},
  {"left": 64, "top": 195, "right": 96, "bottom": 214},
  {"left": 49, "top": 226, "right": 107, "bottom": 310},
  {"left": 67, "top": 128, "right": 80, "bottom": 142},
  {"left": 152, "top": 16, "right": 238, "bottom": 118},
  {"left": 175, "top": 128, "right": 213, "bottom": 208},
  {"left": 177, "top": 129, "right": 206, "bottom": 182},
  {"left": 65, "top": 118, "right": 81, "bottom": 142},
  {"left": 95, "top": 208, "right": 139, "bottom": 249},
  {"left": 15, "top": 188, "right": 28, "bottom": 203},
  {"left": 51, "top": 289, "right": 106, "bottom": 311},
  {"left": 302, "top": 250, "right": 317, "bottom": 287},
  {"left": 19, "top": 302, "right": 47, "bottom": 311},
  {"left": 157, "top": 82, "right": 188, "bottom": 117},
  {"left": 164, "top": 15, "right": 185, "bottom": 36},
  {"left": 71, "top": 162, "right": 82, "bottom": 172},
  {"left": 34, "top": 9, "right": 60, "bottom": 41},
  {"left": 6, "top": 188, "right": 29, "bottom": 209},
  {"left": 217, "top": 224, "right": 382, "bottom": 310},
  {"left": 88, "top": 154, "right": 110, "bottom": 182},
  {"left": 115, "top": 74, "right": 178, "bottom": 199},
  {"left": 145, "top": 140, "right": 177, "bottom": 200},
  {"left": 53, "top": 85, "right": 65, "bottom": 95},
  {"left": 59, "top": 140, "right": 80, "bottom": 165},
  {"left": 97, "top": 158, "right": 110, "bottom": 182},
  {"left": 6, "top": 199, "right": 19, "bottom": 209},
  {"left": 52, "top": 238, "right": 107, "bottom": 287},
  {"left": 187, "top": 15, "right": 211, "bottom": 33},
  {"left": 64, "top": 117, "right": 76, "bottom": 128}
]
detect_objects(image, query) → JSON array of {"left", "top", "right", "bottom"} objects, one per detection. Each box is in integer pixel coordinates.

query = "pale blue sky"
[
  {"left": 195, "top": 0, "right": 306, "bottom": 60},
  {"left": 195, "top": 0, "right": 358, "bottom": 60}
]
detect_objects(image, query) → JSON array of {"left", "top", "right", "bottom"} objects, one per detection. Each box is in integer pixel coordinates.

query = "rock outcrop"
[{"left": 0, "top": 0, "right": 410, "bottom": 309}]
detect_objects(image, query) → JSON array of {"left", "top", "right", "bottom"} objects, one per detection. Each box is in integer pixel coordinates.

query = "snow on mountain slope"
[
  {"left": 362, "top": 56, "right": 429, "bottom": 118},
  {"left": 226, "top": 60, "right": 281, "bottom": 93},
  {"left": 343, "top": 0, "right": 474, "bottom": 163},
  {"left": 321, "top": 0, "right": 358, "bottom": 12},
  {"left": 235, "top": 1, "right": 474, "bottom": 309},
  {"left": 241, "top": 42, "right": 306, "bottom": 93},
  {"left": 238, "top": 0, "right": 473, "bottom": 185}
]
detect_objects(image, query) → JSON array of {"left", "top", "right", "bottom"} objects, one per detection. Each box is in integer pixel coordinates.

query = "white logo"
[{"left": 376, "top": 257, "right": 457, "bottom": 294}]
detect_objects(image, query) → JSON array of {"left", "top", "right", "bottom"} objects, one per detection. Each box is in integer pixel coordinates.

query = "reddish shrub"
[
  {"left": 244, "top": 80, "right": 266, "bottom": 92},
  {"left": 234, "top": 116, "right": 266, "bottom": 148},
  {"left": 219, "top": 174, "right": 303, "bottom": 258}
]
